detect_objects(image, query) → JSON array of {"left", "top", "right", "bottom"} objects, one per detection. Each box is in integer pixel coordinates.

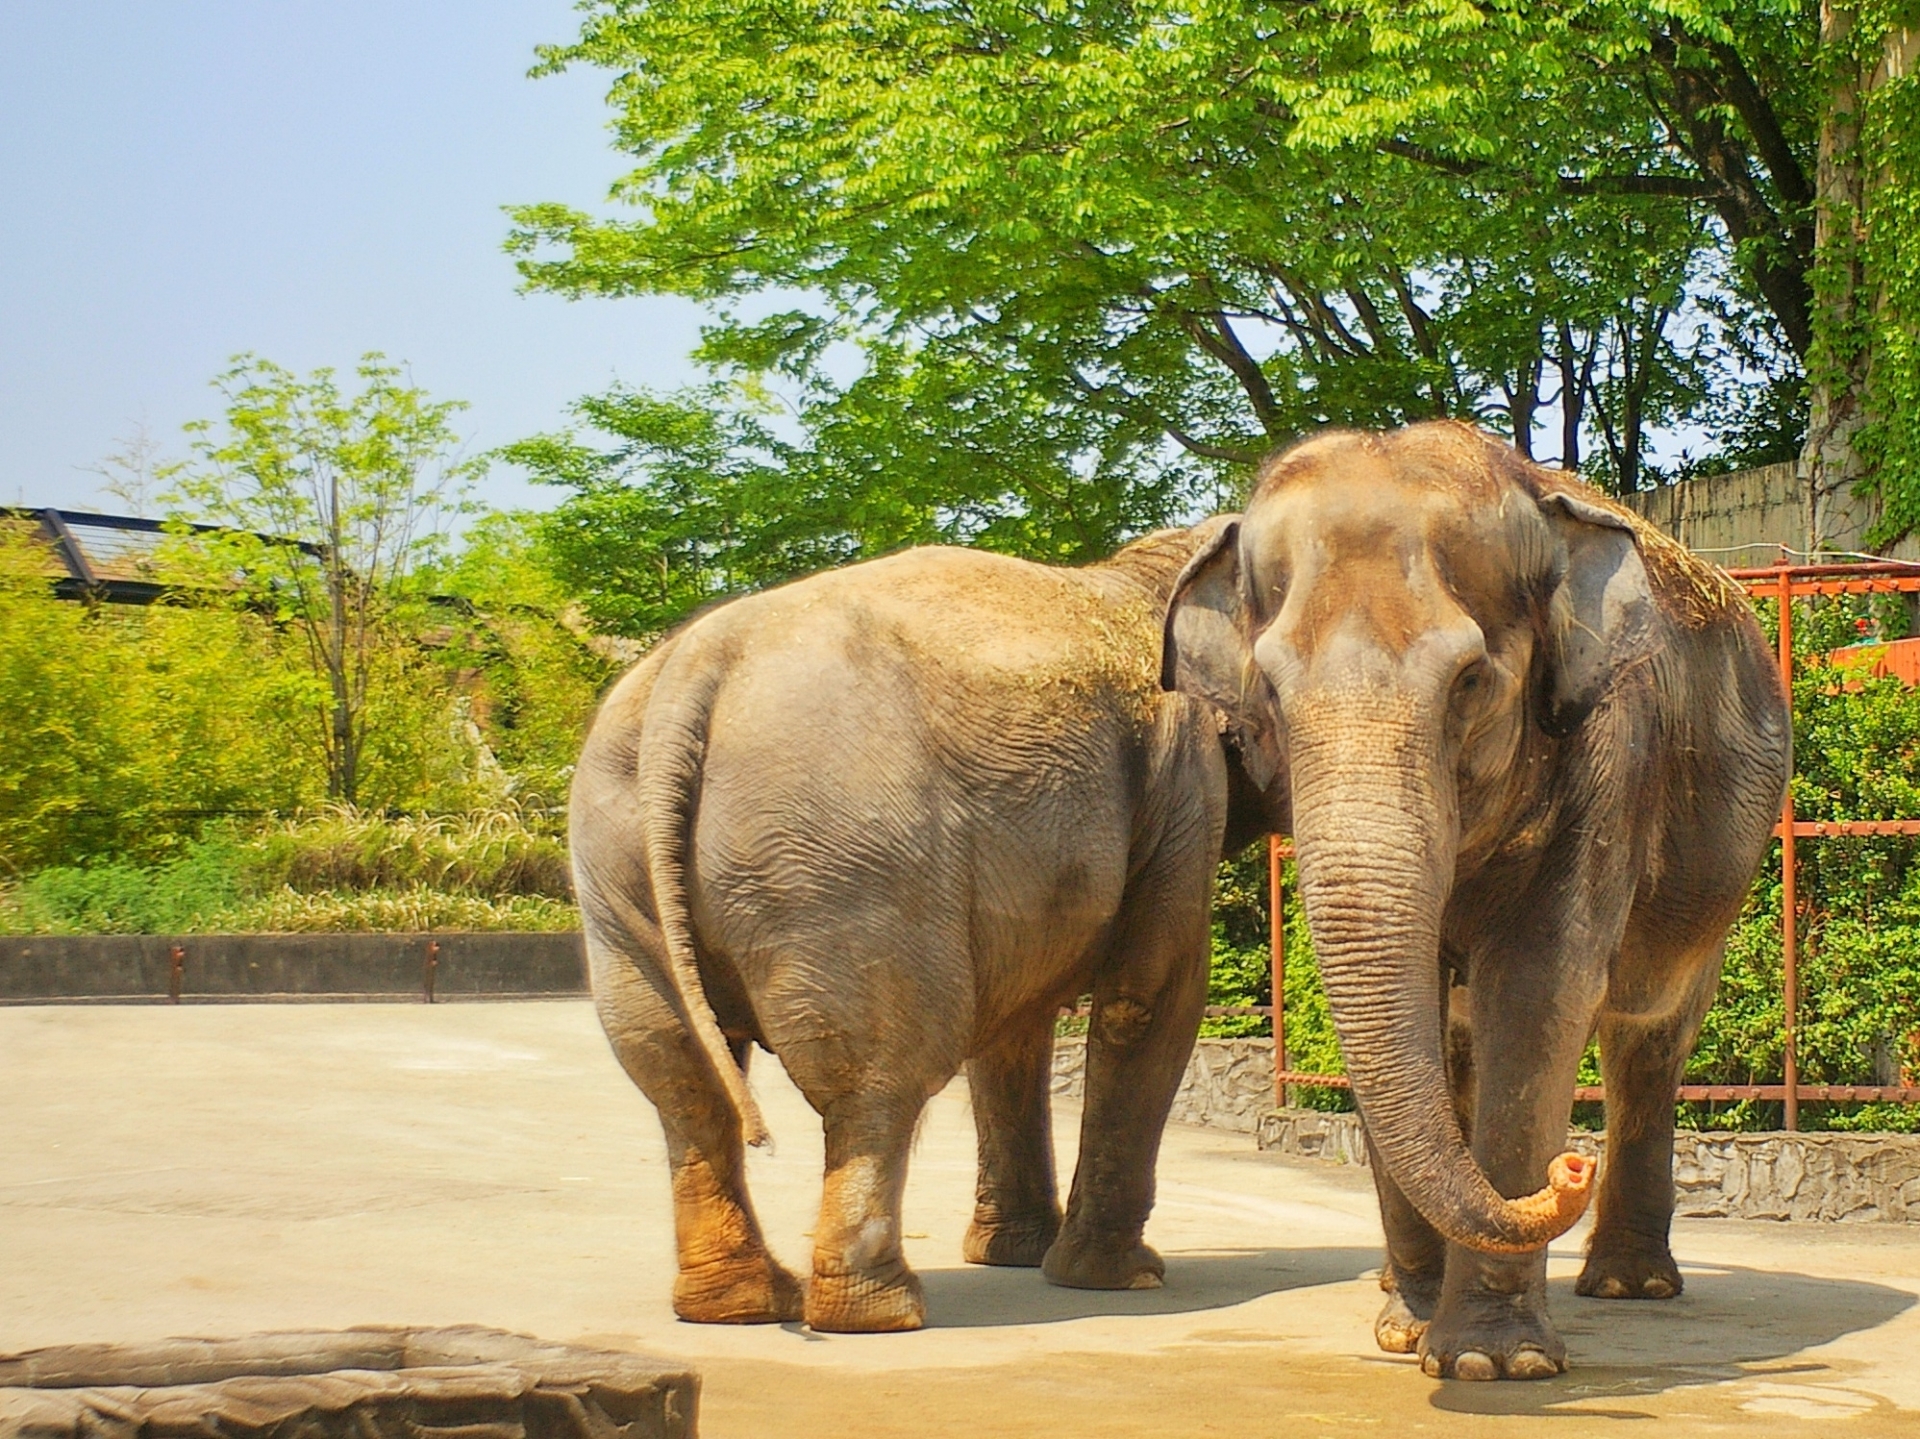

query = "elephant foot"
[
  {"left": 1374, "top": 1260, "right": 1441, "bottom": 1354},
  {"left": 1040, "top": 1230, "right": 1164, "bottom": 1291},
  {"left": 806, "top": 1263, "right": 926, "bottom": 1333},
  {"left": 963, "top": 1208, "right": 1061, "bottom": 1267},
  {"left": 1417, "top": 1290, "right": 1565, "bottom": 1381},
  {"left": 672, "top": 1252, "right": 805, "bottom": 1325},
  {"left": 1577, "top": 1232, "right": 1683, "bottom": 1300}
]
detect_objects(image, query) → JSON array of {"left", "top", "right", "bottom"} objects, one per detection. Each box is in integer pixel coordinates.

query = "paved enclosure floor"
[{"left": 8, "top": 1004, "right": 1920, "bottom": 1436}]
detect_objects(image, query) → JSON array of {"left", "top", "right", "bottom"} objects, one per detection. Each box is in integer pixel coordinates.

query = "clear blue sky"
[{"left": 0, "top": 2, "right": 707, "bottom": 514}]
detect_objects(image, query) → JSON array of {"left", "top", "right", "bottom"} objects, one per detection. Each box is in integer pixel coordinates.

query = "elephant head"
[{"left": 1162, "top": 423, "right": 1639, "bottom": 1253}]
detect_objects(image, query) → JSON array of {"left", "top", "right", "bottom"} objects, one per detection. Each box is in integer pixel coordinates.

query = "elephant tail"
[{"left": 635, "top": 643, "right": 771, "bottom": 1149}]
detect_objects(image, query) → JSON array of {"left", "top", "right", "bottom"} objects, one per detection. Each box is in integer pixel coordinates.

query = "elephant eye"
[{"left": 1452, "top": 659, "right": 1488, "bottom": 702}]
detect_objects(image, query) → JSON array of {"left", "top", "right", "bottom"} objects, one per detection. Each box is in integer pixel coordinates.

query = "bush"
[
  {"left": 0, "top": 523, "right": 319, "bottom": 870},
  {"left": 246, "top": 807, "right": 571, "bottom": 898},
  {"left": 0, "top": 514, "right": 616, "bottom": 873},
  {"left": 1678, "top": 591, "right": 1920, "bottom": 1130},
  {"left": 0, "top": 807, "right": 578, "bottom": 935},
  {"left": 1205, "top": 840, "right": 1349, "bottom": 1110}
]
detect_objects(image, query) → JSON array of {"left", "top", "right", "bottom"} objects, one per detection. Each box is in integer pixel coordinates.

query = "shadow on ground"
[
  {"left": 1427, "top": 1263, "right": 1916, "bottom": 1418},
  {"left": 917, "top": 1246, "right": 1380, "bottom": 1328}
]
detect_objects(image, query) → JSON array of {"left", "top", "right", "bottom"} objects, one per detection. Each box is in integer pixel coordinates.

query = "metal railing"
[{"left": 1264, "top": 555, "right": 1920, "bottom": 1130}]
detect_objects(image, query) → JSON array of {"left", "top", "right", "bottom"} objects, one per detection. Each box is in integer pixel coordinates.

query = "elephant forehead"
[{"left": 1244, "top": 470, "right": 1541, "bottom": 657}]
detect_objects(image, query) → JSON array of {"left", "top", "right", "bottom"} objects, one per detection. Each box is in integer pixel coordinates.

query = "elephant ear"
[
  {"left": 1161, "top": 519, "right": 1282, "bottom": 790},
  {"left": 1535, "top": 490, "right": 1658, "bottom": 737}
]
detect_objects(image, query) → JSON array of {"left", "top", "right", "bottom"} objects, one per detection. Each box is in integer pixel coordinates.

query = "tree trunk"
[
  {"left": 1554, "top": 321, "right": 1596, "bottom": 473},
  {"left": 1802, "top": 0, "right": 1874, "bottom": 552},
  {"left": 1507, "top": 348, "right": 1542, "bottom": 459}
]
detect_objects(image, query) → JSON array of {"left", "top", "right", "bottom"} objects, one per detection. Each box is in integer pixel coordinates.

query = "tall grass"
[
  {"left": 246, "top": 807, "right": 571, "bottom": 897},
  {"left": 0, "top": 806, "right": 577, "bottom": 934}
]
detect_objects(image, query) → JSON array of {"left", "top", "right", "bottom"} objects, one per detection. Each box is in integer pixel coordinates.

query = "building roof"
[{"left": 2, "top": 508, "right": 317, "bottom": 604}]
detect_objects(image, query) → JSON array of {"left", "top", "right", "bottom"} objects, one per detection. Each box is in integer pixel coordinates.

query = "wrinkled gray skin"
[
  {"left": 571, "top": 524, "right": 1265, "bottom": 1334},
  {"left": 1163, "top": 423, "right": 1790, "bottom": 1380}
]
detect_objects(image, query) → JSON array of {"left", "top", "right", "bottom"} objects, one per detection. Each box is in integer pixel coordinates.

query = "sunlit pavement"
[{"left": 6, "top": 1002, "right": 1920, "bottom": 1435}]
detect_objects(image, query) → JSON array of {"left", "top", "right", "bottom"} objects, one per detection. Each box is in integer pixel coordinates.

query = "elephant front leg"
[
  {"left": 806, "top": 1090, "right": 927, "bottom": 1332},
  {"left": 1578, "top": 959, "right": 1719, "bottom": 1301},
  {"left": 1372, "top": 986, "right": 1473, "bottom": 1353},
  {"left": 964, "top": 1019, "right": 1062, "bottom": 1267},
  {"left": 1419, "top": 954, "right": 1601, "bottom": 1380},
  {"left": 1370, "top": 1150, "right": 1448, "bottom": 1353}
]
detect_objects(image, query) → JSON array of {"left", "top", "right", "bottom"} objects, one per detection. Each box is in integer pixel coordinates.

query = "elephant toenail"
[
  {"left": 1126, "top": 1271, "right": 1163, "bottom": 1290},
  {"left": 1597, "top": 1276, "right": 1630, "bottom": 1298},
  {"left": 1421, "top": 1354, "right": 1443, "bottom": 1377},
  {"left": 1453, "top": 1352, "right": 1498, "bottom": 1381},
  {"left": 1642, "top": 1277, "right": 1675, "bottom": 1298},
  {"left": 1507, "top": 1348, "right": 1560, "bottom": 1380}
]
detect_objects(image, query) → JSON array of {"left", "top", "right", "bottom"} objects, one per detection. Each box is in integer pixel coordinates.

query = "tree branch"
[
  {"left": 1379, "top": 137, "right": 1715, "bottom": 197},
  {"left": 1705, "top": 38, "right": 1815, "bottom": 213},
  {"left": 1178, "top": 283, "right": 1285, "bottom": 435},
  {"left": 1063, "top": 367, "right": 1267, "bottom": 464}
]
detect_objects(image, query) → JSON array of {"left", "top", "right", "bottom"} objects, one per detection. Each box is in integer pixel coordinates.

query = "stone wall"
[
  {"left": 1256, "top": 1107, "right": 1920, "bottom": 1223},
  {"left": 1052, "top": 1037, "right": 1277, "bottom": 1133}
]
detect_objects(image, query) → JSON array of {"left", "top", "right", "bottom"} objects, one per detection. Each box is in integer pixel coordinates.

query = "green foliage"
[
  {"left": 1206, "top": 841, "right": 1350, "bottom": 1110},
  {"left": 244, "top": 808, "right": 572, "bottom": 898},
  {"left": 166, "top": 354, "right": 484, "bottom": 802},
  {"left": 0, "top": 808, "right": 578, "bottom": 935},
  {"left": 0, "top": 522, "right": 319, "bottom": 871},
  {"left": 509, "top": 0, "right": 1846, "bottom": 550},
  {"left": 507, "top": 362, "right": 1213, "bottom": 636},
  {"left": 1678, "top": 592, "right": 1920, "bottom": 1129},
  {"left": 0, "top": 842, "right": 248, "bottom": 934},
  {"left": 1857, "top": 12, "right": 1920, "bottom": 540},
  {"left": 424, "top": 511, "right": 622, "bottom": 802}
]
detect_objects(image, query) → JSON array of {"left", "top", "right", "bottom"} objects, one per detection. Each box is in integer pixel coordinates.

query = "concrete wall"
[
  {"left": 1620, "top": 461, "right": 1920, "bottom": 562},
  {"left": 1257, "top": 1107, "right": 1920, "bottom": 1224},
  {"left": 1052, "top": 1037, "right": 1277, "bottom": 1133},
  {"left": 0, "top": 932, "right": 587, "bottom": 1003}
]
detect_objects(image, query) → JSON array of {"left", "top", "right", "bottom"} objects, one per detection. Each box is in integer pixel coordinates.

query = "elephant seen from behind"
[{"left": 571, "top": 523, "right": 1265, "bottom": 1333}]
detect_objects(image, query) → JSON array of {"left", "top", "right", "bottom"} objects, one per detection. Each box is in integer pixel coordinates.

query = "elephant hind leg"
[
  {"left": 963, "top": 1017, "right": 1062, "bottom": 1267},
  {"left": 589, "top": 926, "right": 802, "bottom": 1325},
  {"left": 1577, "top": 952, "right": 1720, "bottom": 1302},
  {"left": 805, "top": 1085, "right": 927, "bottom": 1332},
  {"left": 1043, "top": 819, "right": 1212, "bottom": 1293}
]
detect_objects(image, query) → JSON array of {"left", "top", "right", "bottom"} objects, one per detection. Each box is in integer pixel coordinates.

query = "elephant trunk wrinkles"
[{"left": 1287, "top": 706, "right": 1591, "bottom": 1254}]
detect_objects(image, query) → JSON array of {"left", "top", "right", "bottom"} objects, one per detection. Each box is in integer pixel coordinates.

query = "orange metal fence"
[{"left": 1261, "top": 556, "right": 1920, "bottom": 1130}]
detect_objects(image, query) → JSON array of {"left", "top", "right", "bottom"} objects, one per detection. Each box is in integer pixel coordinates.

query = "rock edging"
[
  {"left": 1256, "top": 1107, "right": 1920, "bottom": 1224},
  {"left": 1052, "top": 1036, "right": 1276, "bottom": 1133}
]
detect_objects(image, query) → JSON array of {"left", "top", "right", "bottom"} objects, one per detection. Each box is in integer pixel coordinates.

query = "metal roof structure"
[{"left": 2, "top": 508, "right": 318, "bottom": 604}]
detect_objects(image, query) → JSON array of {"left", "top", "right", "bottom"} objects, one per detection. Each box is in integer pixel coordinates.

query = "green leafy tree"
[
  {"left": 507, "top": 0, "right": 1920, "bottom": 549},
  {"left": 506, "top": 363, "right": 1212, "bottom": 636},
  {"left": 167, "top": 355, "right": 483, "bottom": 803}
]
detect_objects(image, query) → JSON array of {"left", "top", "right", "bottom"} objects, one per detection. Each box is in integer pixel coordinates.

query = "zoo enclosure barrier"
[{"left": 1248, "top": 556, "right": 1920, "bottom": 1131}]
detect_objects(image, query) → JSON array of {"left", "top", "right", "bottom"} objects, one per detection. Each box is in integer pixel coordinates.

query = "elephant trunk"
[{"left": 1287, "top": 703, "right": 1591, "bottom": 1254}]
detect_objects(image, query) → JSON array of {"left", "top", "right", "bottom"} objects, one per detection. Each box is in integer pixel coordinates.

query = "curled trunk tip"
[{"left": 1460, "top": 1152, "right": 1595, "bottom": 1255}]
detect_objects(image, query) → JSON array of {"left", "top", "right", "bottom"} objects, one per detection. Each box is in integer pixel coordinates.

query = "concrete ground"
[{"left": 6, "top": 1004, "right": 1920, "bottom": 1437}]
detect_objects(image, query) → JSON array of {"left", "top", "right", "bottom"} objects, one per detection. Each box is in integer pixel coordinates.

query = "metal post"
[
  {"left": 1270, "top": 833, "right": 1287, "bottom": 1109},
  {"left": 167, "top": 944, "right": 184, "bottom": 1005},
  {"left": 1778, "top": 562, "right": 1799, "bottom": 1131},
  {"left": 423, "top": 939, "right": 440, "bottom": 1004}
]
